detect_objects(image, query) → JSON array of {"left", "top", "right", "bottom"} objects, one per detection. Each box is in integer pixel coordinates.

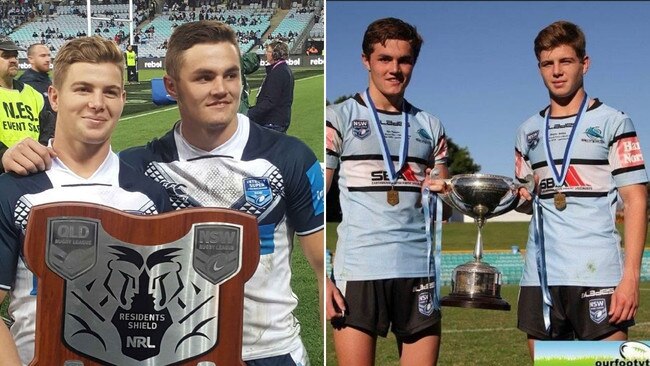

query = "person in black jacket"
[
  {"left": 248, "top": 41, "right": 294, "bottom": 133},
  {"left": 17, "top": 43, "right": 54, "bottom": 114}
]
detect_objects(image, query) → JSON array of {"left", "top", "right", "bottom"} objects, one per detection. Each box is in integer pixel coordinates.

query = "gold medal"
[
  {"left": 554, "top": 192, "right": 566, "bottom": 211},
  {"left": 387, "top": 187, "right": 399, "bottom": 206}
]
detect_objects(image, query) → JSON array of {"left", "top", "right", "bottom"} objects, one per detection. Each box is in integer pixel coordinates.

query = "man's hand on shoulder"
[{"left": 1, "top": 138, "right": 57, "bottom": 175}]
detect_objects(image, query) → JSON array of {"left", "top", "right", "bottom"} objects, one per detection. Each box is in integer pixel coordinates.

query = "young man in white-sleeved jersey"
[
  {"left": 326, "top": 17, "right": 450, "bottom": 366},
  {"left": 0, "top": 36, "right": 172, "bottom": 366},
  {"left": 1, "top": 21, "right": 324, "bottom": 366},
  {"left": 515, "top": 20, "right": 648, "bottom": 358},
  {"left": 119, "top": 21, "right": 324, "bottom": 365}
]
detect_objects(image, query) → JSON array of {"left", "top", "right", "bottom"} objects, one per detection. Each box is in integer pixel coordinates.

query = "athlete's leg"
[
  {"left": 333, "top": 326, "right": 377, "bottom": 366},
  {"left": 527, "top": 335, "right": 537, "bottom": 360},
  {"left": 397, "top": 326, "right": 441, "bottom": 366}
]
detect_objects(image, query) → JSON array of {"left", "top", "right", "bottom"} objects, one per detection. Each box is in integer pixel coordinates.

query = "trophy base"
[
  {"left": 442, "top": 260, "right": 511, "bottom": 311},
  {"left": 440, "top": 294, "right": 511, "bottom": 311}
]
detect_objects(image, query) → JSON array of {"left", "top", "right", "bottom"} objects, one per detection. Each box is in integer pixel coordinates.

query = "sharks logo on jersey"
[{"left": 583, "top": 126, "right": 605, "bottom": 143}]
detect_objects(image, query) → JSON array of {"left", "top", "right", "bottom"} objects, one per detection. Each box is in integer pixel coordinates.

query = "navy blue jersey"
[
  {"left": 0, "top": 151, "right": 172, "bottom": 364},
  {"left": 120, "top": 115, "right": 324, "bottom": 361}
]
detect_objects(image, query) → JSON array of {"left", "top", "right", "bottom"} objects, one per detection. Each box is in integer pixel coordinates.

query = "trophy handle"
[
  {"left": 516, "top": 174, "right": 535, "bottom": 193},
  {"left": 513, "top": 174, "right": 535, "bottom": 209}
]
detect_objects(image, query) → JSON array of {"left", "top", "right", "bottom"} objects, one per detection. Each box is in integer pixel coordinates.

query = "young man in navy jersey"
[
  {"left": 515, "top": 21, "right": 647, "bottom": 357},
  {"left": 3, "top": 21, "right": 324, "bottom": 366},
  {"left": 0, "top": 36, "right": 172, "bottom": 365}
]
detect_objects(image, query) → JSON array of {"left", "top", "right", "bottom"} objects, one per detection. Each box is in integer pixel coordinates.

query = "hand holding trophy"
[{"left": 432, "top": 172, "right": 533, "bottom": 311}]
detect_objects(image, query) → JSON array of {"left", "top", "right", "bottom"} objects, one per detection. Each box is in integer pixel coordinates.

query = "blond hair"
[{"left": 53, "top": 36, "right": 124, "bottom": 88}]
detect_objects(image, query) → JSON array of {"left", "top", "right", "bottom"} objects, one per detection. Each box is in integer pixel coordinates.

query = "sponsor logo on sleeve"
[{"left": 616, "top": 136, "right": 645, "bottom": 168}]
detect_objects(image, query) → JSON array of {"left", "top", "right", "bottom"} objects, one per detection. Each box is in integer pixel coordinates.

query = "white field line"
[{"left": 119, "top": 74, "right": 323, "bottom": 122}]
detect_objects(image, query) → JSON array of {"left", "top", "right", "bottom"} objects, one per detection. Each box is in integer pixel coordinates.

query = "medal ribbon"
[
  {"left": 362, "top": 89, "right": 409, "bottom": 185},
  {"left": 533, "top": 194, "right": 552, "bottom": 333},
  {"left": 535, "top": 94, "right": 589, "bottom": 333},
  {"left": 543, "top": 94, "right": 589, "bottom": 187},
  {"left": 423, "top": 188, "right": 443, "bottom": 310}
]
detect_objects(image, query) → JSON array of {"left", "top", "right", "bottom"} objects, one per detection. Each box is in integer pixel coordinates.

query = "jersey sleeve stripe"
[
  {"left": 612, "top": 165, "right": 648, "bottom": 176},
  {"left": 609, "top": 131, "right": 638, "bottom": 147},
  {"left": 326, "top": 120, "right": 342, "bottom": 139}
]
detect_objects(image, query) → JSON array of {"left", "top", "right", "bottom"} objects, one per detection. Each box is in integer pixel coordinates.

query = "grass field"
[
  {"left": 2, "top": 67, "right": 325, "bottom": 365},
  {"left": 326, "top": 222, "right": 650, "bottom": 365}
]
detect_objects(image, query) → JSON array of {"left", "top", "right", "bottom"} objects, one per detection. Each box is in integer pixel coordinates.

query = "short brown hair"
[
  {"left": 26, "top": 43, "right": 48, "bottom": 57},
  {"left": 165, "top": 20, "right": 240, "bottom": 79},
  {"left": 534, "top": 20, "right": 586, "bottom": 61},
  {"left": 362, "top": 17, "right": 423, "bottom": 64},
  {"left": 52, "top": 36, "right": 123, "bottom": 88}
]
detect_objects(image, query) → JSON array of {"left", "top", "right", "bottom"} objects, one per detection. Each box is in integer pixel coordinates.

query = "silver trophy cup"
[{"left": 438, "top": 174, "right": 532, "bottom": 311}]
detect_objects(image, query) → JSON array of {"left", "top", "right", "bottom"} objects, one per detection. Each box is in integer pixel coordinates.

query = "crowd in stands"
[
  {"left": 5, "top": 0, "right": 324, "bottom": 59},
  {"left": 0, "top": 1, "right": 37, "bottom": 35}
]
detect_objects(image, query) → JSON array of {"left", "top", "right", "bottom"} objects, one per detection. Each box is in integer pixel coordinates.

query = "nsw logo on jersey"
[
  {"left": 589, "top": 298, "right": 607, "bottom": 324},
  {"left": 352, "top": 119, "right": 371, "bottom": 139},
  {"left": 526, "top": 130, "right": 540, "bottom": 149},
  {"left": 243, "top": 178, "right": 273, "bottom": 208}
]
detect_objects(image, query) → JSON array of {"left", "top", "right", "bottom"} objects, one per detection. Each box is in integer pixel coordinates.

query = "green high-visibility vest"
[{"left": 125, "top": 50, "right": 137, "bottom": 66}]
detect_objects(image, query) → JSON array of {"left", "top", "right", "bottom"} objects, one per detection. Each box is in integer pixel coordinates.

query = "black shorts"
[
  {"left": 331, "top": 277, "right": 441, "bottom": 339},
  {"left": 517, "top": 286, "right": 634, "bottom": 339}
]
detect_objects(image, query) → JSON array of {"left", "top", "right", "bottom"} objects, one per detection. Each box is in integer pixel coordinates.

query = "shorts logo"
[
  {"left": 418, "top": 290, "right": 434, "bottom": 316},
  {"left": 526, "top": 130, "right": 540, "bottom": 149},
  {"left": 352, "top": 119, "right": 371, "bottom": 139},
  {"left": 589, "top": 298, "right": 607, "bottom": 324},
  {"left": 243, "top": 178, "right": 273, "bottom": 208}
]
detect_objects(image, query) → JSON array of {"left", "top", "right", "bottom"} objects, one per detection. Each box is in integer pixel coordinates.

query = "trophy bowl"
[{"left": 438, "top": 174, "right": 531, "bottom": 311}]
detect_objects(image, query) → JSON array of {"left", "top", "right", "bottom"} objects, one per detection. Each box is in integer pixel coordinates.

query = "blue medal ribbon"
[
  {"left": 422, "top": 188, "right": 443, "bottom": 310},
  {"left": 534, "top": 94, "right": 589, "bottom": 333},
  {"left": 361, "top": 89, "right": 409, "bottom": 185},
  {"left": 533, "top": 195, "right": 552, "bottom": 332},
  {"left": 543, "top": 94, "right": 589, "bottom": 188}
]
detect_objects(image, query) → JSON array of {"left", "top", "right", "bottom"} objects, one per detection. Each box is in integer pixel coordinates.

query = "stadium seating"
[
  {"left": 7, "top": 1, "right": 323, "bottom": 58},
  {"left": 9, "top": 4, "right": 134, "bottom": 57},
  {"left": 138, "top": 8, "right": 271, "bottom": 57},
  {"left": 270, "top": 7, "right": 315, "bottom": 50}
]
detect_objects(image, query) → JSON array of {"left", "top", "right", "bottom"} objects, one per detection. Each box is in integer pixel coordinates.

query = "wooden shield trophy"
[{"left": 23, "top": 202, "right": 259, "bottom": 366}]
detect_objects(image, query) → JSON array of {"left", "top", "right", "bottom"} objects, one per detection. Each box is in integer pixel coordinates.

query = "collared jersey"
[
  {"left": 0, "top": 151, "right": 172, "bottom": 365},
  {"left": 0, "top": 80, "right": 44, "bottom": 149},
  {"left": 326, "top": 94, "right": 448, "bottom": 281},
  {"left": 119, "top": 114, "right": 324, "bottom": 361},
  {"left": 515, "top": 99, "right": 648, "bottom": 287}
]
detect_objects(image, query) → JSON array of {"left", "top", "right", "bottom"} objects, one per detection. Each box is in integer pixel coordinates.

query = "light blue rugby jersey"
[
  {"left": 515, "top": 99, "right": 648, "bottom": 287},
  {"left": 326, "top": 94, "right": 448, "bottom": 281}
]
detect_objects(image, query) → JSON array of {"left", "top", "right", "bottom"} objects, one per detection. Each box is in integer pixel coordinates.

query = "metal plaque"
[{"left": 55, "top": 222, "right": 241, "bottom": 365}]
